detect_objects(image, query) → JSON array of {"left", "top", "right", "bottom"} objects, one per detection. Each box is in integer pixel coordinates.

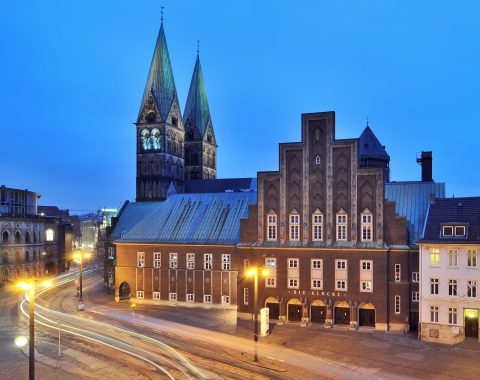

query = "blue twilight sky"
[{"left": 1, "top": 1, "right": 479, "bottom": 211}]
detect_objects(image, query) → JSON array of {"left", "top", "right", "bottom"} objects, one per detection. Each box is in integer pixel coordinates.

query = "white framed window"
[
  {"left": 45, "top": 229, "right": 54, "bottom": 241},
  {"left": 169, "top": 252, "right": 177, "bottom": 269},
  {"left": 312, "top": 259, "right": 322, "bottom": 269},
  {"left": 289, "top": 258, "right": 299, "bottom": 268},
  {"left": 412, "top": 291, "right": 419, "bottom": 302},
  {"left": 455, "top": 225, "right": 465, "bottom": 237},
  {"left": 289, "top": 210, "right": 300, "bottom": 241},
  {"left": 137, "top": 252, "right": 145, "bottom": 267},
  {"left": 336, "top": 280, "right": 347, "bottom": 290},
  {"left": 243, "top": 288, "right": 249, "bottom": 305},
  {"left": 336, "top": 209, "right": 348, "bottom": 241},
  {"left": 430, "top": 305, "right": 439, "bottom": 322},
  {"left": 187, "top": 293, "right": 194, "bottom": 302},
  {"left": 222, "top": 254, "right": 231, "bottom": 270},
  {"left": 467, "top": 250, "right": 478, "bottom": 268},
  {"left": 360, "top": 209, "right": 373, "bottom": 242},
  {"left": 153, "top": 291, "right": 160, "bottom": 300},
  {"left": 448, "top": 307, "right": 458, "bottom": 325},
  {"left": 153, "top": 252, "right": 161, "bottom": 268},
  {"left": 312, "top": 279, "right": 322, "bottom": 289},
  {"left": 467, "top": 280, "right": 477, "bottom": 298},
  {"left": 203, "top": 294, "right": 212, "bottom": 303},
  {"left": 266, "top": 277, "right": 276, "bottom": 287},
  {"left": 204, "top": 253, "right": 213, "bottom": 270},
  {"left": 288, "top": 278, "right": 299, "bottom": 288},
  {"left": 169, "top": 292, "right": 177, "bottom": 301},
  {"left": 448, "top": 279, "right": 458, "bottom": 296},
  {"left": 187, "top": 253, "right": 195, "bottom": 269},
  {"left": 430, "top": 248, "right": 440, "bottom": 266},
  {"left": 442, "top": 226, "right": 453, "bottom": 237},
  {"left": 222, "top": 295, "right": 230, "bottom": 304},
  {"left": 361, "top": 260, "right": 372, "bottom": 271},
  {"left": 312, "top": 209, "right": 323, "bottom": 241},
  {"left": 448, "top": 249, "right": 458, "bottom": 267},
  {"left": 361, "top": 281, "right": 372, "bottom": 292},
  {"left": 266, "top": 258, "right": 276, "bottom": 268},
  {"left": 315, "top": 155, "right": 321, "bottom": 165},
  {"left": 266, "top": 211, "right": 277, "bottom": 241},
  {"left": 412, "top": 272, "right": 419, "bottom": 282},
  {"left": 394, "top": 264, "right": 401, "bottom": 282},
  {"left": 430, "top": 278, "right": 439, "bottom": 295},
  {"left": 136, "top": 290, "right": 144, "bottom": 299},
  {"left": 336, "top": 260, "right": 347, "bottom": 270},
  {"left": 394, "top": 295, "right": 401, "bottom": 314}
]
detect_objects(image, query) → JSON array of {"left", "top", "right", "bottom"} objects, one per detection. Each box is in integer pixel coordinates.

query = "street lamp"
[
  {"left": 245, "top": 266, "right": 269, "bottom": 362},
  {"left": 72, "top": 251, "right": 91, "bottom": 311},
  {"left": 16, "top": 279, "right": 52, "bottom": 380}
]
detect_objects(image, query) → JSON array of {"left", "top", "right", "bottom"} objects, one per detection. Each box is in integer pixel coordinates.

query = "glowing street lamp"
[
  {"left": 16, "top": 279, "right": 52, "bottom": 380},
  {"left": 245, "top": 266, "right": 269, "bottom": 362},
  {"left": 72, "top": 251, "right": 91, "bottom": 311}
]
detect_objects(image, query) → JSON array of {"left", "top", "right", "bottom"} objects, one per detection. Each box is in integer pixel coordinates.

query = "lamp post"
[
  {"left": 73, "top": 251, "right": 91, "bottom": 311},
  {"left": 17, "top": 279, "right": 52, "bottom": 380},
  {"left": 245, "top": 266, "right": 269, "bottom": 362}
]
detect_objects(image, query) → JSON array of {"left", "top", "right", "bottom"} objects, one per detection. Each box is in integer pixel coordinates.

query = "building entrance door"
[
  {"left": 288, "top": 304, "right": 302, "bottom": 322},
  {"left": 311, "top": 306, "right": 326, "bottom": 323},
  {"left": 465, "top": 309, "right": 479, "bottom": 338},
  {"left": 266, "top": 303, "right": 280, "bottom": 320},
  {"left": 334, "top": 307, "right": 350, "bottom": 325},
  {"left": 409, "top": 311, "right": 419, "bottom": 332},
  {"left": 359, "top": 308, "right": 375, "bottom": 327},
  {"left": 119, "top": 282, "right": 131, "bottom": 300}
]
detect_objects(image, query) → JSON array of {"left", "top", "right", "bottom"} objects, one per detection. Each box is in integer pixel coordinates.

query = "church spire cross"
[{"left": 366, "top": 117, "right": 369, "bottom": 127}]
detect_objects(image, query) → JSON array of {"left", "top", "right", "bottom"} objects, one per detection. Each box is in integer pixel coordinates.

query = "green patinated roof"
[
  {"left": 183, "top": 54, "right": 212, "bottom": 137},
  {"left": 137, "top": 22, "right": 179, "bottom": 122}
]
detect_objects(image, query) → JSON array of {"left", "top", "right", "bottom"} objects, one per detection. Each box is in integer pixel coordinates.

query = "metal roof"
[
  {"left": 113, "top": 192, "right": 257, "bottom": 245},
  {"left": 185, "top": 178, "right": 256, "bottom": 194},
  {"left": 385, "top": 181, "right": 446, "bottom": 244}
]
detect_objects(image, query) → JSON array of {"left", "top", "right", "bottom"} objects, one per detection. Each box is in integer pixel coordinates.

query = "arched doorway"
[
  {"left": 287, "top": 298, "right": 302, "bottom": 322},
  {"left": 119, "top": 282, "right": 131, "bottom": 300},
  {"left": 265, "top": 297, "right": 280, "bottom": 320},
  {"left": 311, "top": 299, "right": 326, "bottom": 323},
  {"left": 334, "top": 301, "right": 350, "bottom": 325},
  {"left": 359, "top": 302, "right": 376, "bottom": 327}
]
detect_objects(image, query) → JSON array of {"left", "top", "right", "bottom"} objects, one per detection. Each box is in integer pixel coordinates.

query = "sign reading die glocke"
[{"left": 237, "top": 111, "right": 416, "bottom": 332}]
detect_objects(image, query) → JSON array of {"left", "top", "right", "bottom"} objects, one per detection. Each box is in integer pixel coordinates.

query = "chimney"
[{"left": 416, "top": 151, "right": 433, "bottom": 182}]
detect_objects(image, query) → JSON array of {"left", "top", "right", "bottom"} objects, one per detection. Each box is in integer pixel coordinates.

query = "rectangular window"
[
  {"left": 289, "top": 258, "right": 299, "bottom": 268},
  {"left": 289, "top": 214, "right": 300, "bottom": 241},
  {"left": 169, "top": 293, "right": 177, "bottom": 301},
  {"left": 222, "top": 254, "right": 231, "bottom": 270},
  {"left": 267, "top": 213, "right": 277, "bottom": 241},
  {"left": 45, "top": 229, "right": 54, "bottom": 241},
  {"left": 394, "top": 264, "right": 401, "bottom": 282},
  {"left": 169, "top": 253, "right": 178, "bottom": 269},
  {"left": 448, "top": 308, "right": 458, "bottom": 325},
  {"left": 336, "top": 280, "right": 347, "bottom": 290},
  {"left": 336, "top": 213, "right": 348, "bottom": 241},
  {"left": 361, "top": 212, "right": 373, "bottom": 242},
  {"left": 186, "top": 293, "right": 194, "bottom": 302},
  {"left": 412, "top": 291, "right": 419, "bottom": 302},
  {"left": 137, "top": 252, "right": 145, "bottom": 267},
  {"left": 288, "top": 278, "right": 299, "bottom": 288},
  {"left": 153, "top": 291, "right": 160, "bottom": 300},
  {"left": 336, "top": 260, "right": 347, "bottom": 270},
  {"left": 243, "top": 288, "right": 249, "bottom": 305},
  {"left": 266, "top": 258, "right": 276, "bottom": 268},
  {"left": 187, "top": 253, "right": 195, "bottom": 269},
  {"left": 204, "top": 253, "right": 213, "bottom": 270},
  {"left": 203, "top": 294, "right": 212, "bottom": 303},
  {"left": 153, "top": 252, "right": 161, "bottom": 268},
  {"left": 394, "top": 295, "right": 401, "bottom": 314},
  {"left": 467, "top": 250, "right": 478, "bottom": 268},
  {"left": 361, "top": 260, "right": 372, "bottom": 271},
  {"left": 430, "top": 278, "right": 439, "bottom": 295},
  {"left": 468, "top": 280, "right": 477, "bottom": 298},
  {"left": 443, "top": 226, "right": 453, "bottom": 236},
  {"left": 312, "top": 279, "right": 322, "bottom": 289},
  {"left": 136, "top": 290, "right": 144, "bottom": 299},
  {"left": 312, "top": 213, "right": 323, "bottom": 241},
  {"left": 412, "top": 272, "right": 419, "bottom": 282},
  {"left": 361, "top": 281, "right": 372, "bottom": 292},
  {"left": 430, "top": 248, "right": 440, "bottom": 266},
  {"left": 455, "top": 226, "right": 465, "bottom": 236},
  {"left": 222, "top": 295, "right": 230, "bottom": 304},
  {"left": 448, "top": 279, "right": 458, "bottom": 296},
  {"left": 448, "top": 249, "right": 458, "bottom": 267},
  {"left": 266, "top": 277, "right": 276, "bottom": 287},
  {"left": 312, "top": 259, "right": 322, "bottom": 269},
  {"left": 430, "top": 306, "right": 439, "bottom": 323}
]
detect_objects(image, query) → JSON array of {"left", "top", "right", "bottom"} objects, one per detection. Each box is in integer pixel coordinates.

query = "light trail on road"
[{"left": 18, "top": 270, "right": 207, "bottom": 380}]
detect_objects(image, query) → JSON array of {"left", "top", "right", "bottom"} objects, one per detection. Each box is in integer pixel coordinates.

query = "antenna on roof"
[
  {"left": 197, "top": 40, "right": 200, "bottom": 56},
  {"left": 161, "top": 5, "right": 165, "bottom": 23},
  {"left": 366, "top": 117, "right": 369, "bottom": 127}
]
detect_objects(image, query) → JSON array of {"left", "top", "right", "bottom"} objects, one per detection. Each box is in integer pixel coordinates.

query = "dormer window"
[
  {"left": 455, "top": 226, "right": 465, "bottom": 237},
  {"left": 442, "top": 225, "right": 467, "bottom": 238}
]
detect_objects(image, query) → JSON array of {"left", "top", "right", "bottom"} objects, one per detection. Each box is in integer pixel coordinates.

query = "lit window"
[
  {"left": 187, "top": 293, "right": 194, "bottom": 302},
  {"left": 430, "top": 248, "right": 440, "bottom": 266},
  {"left": 448, "top": 279, "right": 458, "bottom": 296},
  {"left": 45, "top": 229, "right": 54, "bottom": 242},
  {"left": 394, "top": 264, "right": 401, "bottom": 282},
  {"left": 336, "top": 209, "right": 348, "bottom": 241},
  {"left": 394, "top": 296, "right": 401, "bottom": 314},
  {"left": 289, "top": 211, "right": 300, "bottom": 241},
  {"left": 136, "top": 290, "right": 144, "bottom": 299},
  {"left": 137, "top": 252, "right": 145, "bottom": 268},
  {"left": 187, "top": 253, "right": 195, "bottom": 269},
  {"left": 222, "top": 254, "right": 231, "bottom": 270},
  {"left": 203, "top": 294, "right": 212, "bottom": 303},
  {"left": 312, "top": 279, "right": 322, "bottom": 289},
  {"left": 448, "top": 307, "right": 457, "bottom": 325},
  {"left": 412, "top": 291, "right": 419, "bottom": 302},
  {"left": 360, "top": 209, "right": 373, "bottom": 242},
  {"left": 153, "top": 291, "right": 160, "bottom": 300},
  {"left": 468, "top": 280, "right": 477, "bottom": 298},
  {"left": 448, "top": 249, "right": 458, "bottom": 267},
  {"left": 288, "top": 278, "right": 299, "bottom": 288},
  {"left": 430, "top": 278, "right": 439, "bottom": 295},
  {"left": 169, "top": 253, "right": 177, "bottom": 269},
  {"left": 265, "top": 258, "right": 276, "bottom": 268},
  {"left": 312, "top": 209, "right": 323, "bottom": 241},
  {"left": 169, "top": 293, "right": 177, "bottom": 301},
  {"left": 243, "top": 288, "right": 249, "bottom": 305},
  {"left": 361, "top": 281, "right": 372, "bottom": 292},
  {"left": 153, "top": 252, "right": 161, "bottom": 268},
  {"left": 467, "top": 250, "right": 477, "bottom": 268},
  {"left": 336, "top": 280, "right": 347, "bottom": 290},
  {"left": 315, "top": 155, "right": 321, "bottom": 165},
  {"left": 204, "top": 254, "right": 213, "bottom": 270},
  {"left": 430, "top": 306, "right": 439, "bottom": 322},
  {"left": 266, "top": 211, "right": 277, "bottom": 241}
]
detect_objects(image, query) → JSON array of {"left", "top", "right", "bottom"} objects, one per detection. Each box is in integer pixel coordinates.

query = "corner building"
[{"left": 238, "top": 112, "right": 415, "bottom": 330}]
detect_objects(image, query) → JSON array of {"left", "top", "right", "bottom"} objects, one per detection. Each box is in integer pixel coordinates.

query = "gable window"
[
  {"left": 467, "top": 250, "right": 478, "bottom": 268},
  {"left": 169, "top": 253, "right": 177, "bottom": 269},
  {"left": 222, "top": 254, "right": 231, "bottom": 270},
  {"left": 448, "top": 249, "right": 458, "bottom": 267},
  {"left": 430, "top": 248, "right": 440, "bottom": 267},
  {"left": 137, "top": 252, "right": 145, "bottom": 268},
  {"left": 204, "top": 254, "right": 213, "bottom": 270},
  {"left": 266, "top": 211, "right": 277, "bottom": 241},
  {"left": 312, "top": 210, "right": 323, "bottom": 241},
  {"left": 289, "top": 210, "right": 300, "bottom": 241},
  {"left": 360, "top": 209, "right": 373, "bottom": 242},
  {"left": 336, "top": 209, "right": 348, "bottom": 241},
  {"left": 153, "top": 252, "right": 161, "bottom": 268},
  {"left": 187, "top": 253, "right": 195, "bottom": 269}
]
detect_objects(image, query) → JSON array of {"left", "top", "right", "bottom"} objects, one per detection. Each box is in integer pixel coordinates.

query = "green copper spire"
[
  {"left": 183, "top": 52, "right": 212, "bottom": 137},
  {"left": 138, "top": 21, "right": 179, "bottom": 122}
]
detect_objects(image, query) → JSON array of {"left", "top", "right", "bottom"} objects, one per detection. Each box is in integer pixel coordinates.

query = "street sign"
[{"left": 260, "top": 307, "right": 269, "bottom": 337}]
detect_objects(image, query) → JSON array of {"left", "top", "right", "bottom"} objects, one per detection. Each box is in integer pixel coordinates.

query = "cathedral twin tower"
[{"left": 136, "top": 21, "right": 217, "bottom": 202}]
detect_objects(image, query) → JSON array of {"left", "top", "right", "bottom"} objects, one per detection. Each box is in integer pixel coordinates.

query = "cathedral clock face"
[{"left": 146, "top": 109, "right": 156, "bottom": 121}]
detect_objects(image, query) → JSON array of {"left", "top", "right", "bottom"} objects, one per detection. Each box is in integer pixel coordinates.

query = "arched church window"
[
  {"left": 2, "top": 231, "right": 8, "bottom": 244},
  {"left": 141, "top": 129, "right": 151, "bottom": 150},
  {"left": 15, "top": 231, "right": 21, "bottom": 244},
  {"left": 151, "top": 129, "right": 161, "bottom": 150}
]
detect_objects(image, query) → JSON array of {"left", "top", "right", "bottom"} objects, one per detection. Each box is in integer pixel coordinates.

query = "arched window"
[
  {"left": 141, "top": 129, "right": 151, "bottom": 150},
  {"left": 315, "top": 156, "right": 321, "bottom": 165},
  {"left": 336, "top": 209, "right": 348, "bottom": 241},
  {"left": 266, "top": 210, "right": 277, "bottom": 241},
  {"left": 45, "top": 229, "right": 54, "bottom": 242},
  {"left": 289, "top": 209, "right": 300, "bottom": 241},
  {"left": 33, "top": 250, "right": 37, "bottom": 261},
  {"left": 33, "top": 231, "right": 37, "bottom": 243},
  {"left": 15, "top": 231, "right": 21, "bottom": 244},
  {"left": 2, "top": 231, "right": 8, "bottom": 244},
  {"left": 25, "top": 231, "right": 30, "bottom": 244},
  {"left": 312, "top": 209, "right": 323, "bottom": 241},
  {"left": 151, "top": 128, "right": 161, "bottom": 150},
  {"left": 361, "top": 209, "right": 373, "bottom": 242},
  {"left": 25, "top": 251, "right": 30, "bottom": 261}
]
